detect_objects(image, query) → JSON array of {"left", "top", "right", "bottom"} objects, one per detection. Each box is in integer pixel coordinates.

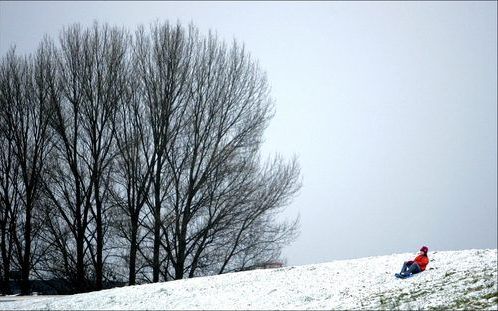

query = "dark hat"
[{"left": 420, "top": 246, "right": 429, "bottom": 254}]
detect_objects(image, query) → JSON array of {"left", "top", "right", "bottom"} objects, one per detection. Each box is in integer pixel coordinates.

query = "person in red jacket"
[{"left": 396, "top": 246, "right": 429, "bottom": 278}]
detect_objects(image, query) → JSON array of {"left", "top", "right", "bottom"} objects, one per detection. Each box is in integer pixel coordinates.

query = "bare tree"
[
  {"left": 141, "top": 24, "right": 301, "bottom": 280},
  {"left": 78, "top": 23, "right": 127, "bottom": 290},
  {"left": 43, "top": 23, "right": 128, "bottom": 291},
  {"left": 132, "top": 23, "right": 194, "bottom": 282},
  {"left": 0, "top": 52, "right": 21, "bottom": 294},
  {"left": 111, "top": 54, "right": 156, "bottom": 285},
  {"left": 0, "top": 131, "right": 18, "bottom": 295},
  {"left": 0, "top": 42, "right": 55, "bottom": 294},
  {"left": 43, "top": 24, "right": 94, "bottom": 292}
]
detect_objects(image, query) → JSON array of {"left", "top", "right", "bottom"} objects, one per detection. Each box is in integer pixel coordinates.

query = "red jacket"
[{"left": 413, "top": 254, "right": 429, "bottom": 271}]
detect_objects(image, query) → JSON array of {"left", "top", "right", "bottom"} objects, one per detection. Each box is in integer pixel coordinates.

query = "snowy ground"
[{"left": 1, "top": 249, "right": 497, "bottom": 310}]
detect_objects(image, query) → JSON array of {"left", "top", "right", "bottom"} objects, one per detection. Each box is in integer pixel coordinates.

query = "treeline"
[{"left": 0, "top": 22, "right": 300, "bottom": 295}]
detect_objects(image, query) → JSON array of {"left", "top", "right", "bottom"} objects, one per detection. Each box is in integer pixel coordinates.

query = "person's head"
[{"left": 419, "top": 246, "right": 429, "bottom": 256}]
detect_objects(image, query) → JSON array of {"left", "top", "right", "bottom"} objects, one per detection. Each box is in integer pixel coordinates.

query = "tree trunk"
[
  {"left": 95, "top": 211, "right": 103, "bottom": 290},
  {"left": 20, "top": 208, "right": 31, "bottom": 295},
  {"left": 152, "top": 158, "right": 162, "bottom": 283},
  {"left": 175, "top": 240, "right": 185, "bottom": 280},
  {"left": 128, "top": 217, "right": 138, "bottom": 285},
  {"left": 76, "top": 225, "right": 86, "bottom": 292},
  {"left": 0, "top": 233, "right": 11, "bottom": 295},
  {"left": 95, "top": 182, "right": 103, "bottom": 290},
  {"left": 152, "top": 197, "right": 161, "bottom": 281}
]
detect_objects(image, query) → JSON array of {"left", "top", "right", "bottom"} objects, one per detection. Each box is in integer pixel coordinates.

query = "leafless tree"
[
  {"left": 0, "top": 51, "right": 21, "bottom": 294},
  {"left": 42, "top": 25, "right": 94, "bottom": 292},
  {"left": 43, "top": 23, "right": 128, "bottom": 291},
  {"left": 0, "top": 131, "right": 18, "bottom": 295},
  {"left": 77, "top": 23, "right": 127, "bottom": 290},
  {"left": 0, "top": 42, "right": 55, "bottom": 294},
  {"left": 131, "top": 23, "right": 194, "bottom": 282},
  {"left": 136, "top": 24, "right": 301, "bottom": 280},
  {"left": 111, "top": 50, "right": 156, "bottom": 285}
]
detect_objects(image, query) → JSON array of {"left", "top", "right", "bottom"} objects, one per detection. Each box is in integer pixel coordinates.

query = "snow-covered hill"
[{"left": 1, "top": 249, "right": 497, "bottom": 310}]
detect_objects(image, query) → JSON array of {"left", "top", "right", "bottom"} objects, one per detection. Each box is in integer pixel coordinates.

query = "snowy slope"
[{"left": 1, "top": 249, "right": 497, "bottom": 310}]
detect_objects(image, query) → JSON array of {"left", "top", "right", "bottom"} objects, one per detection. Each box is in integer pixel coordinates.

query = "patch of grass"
[
  {"left": 444, "top": 271, "right": 456, "bottom": 278},
  {"left": 467, "top": 284, "right": 487, "bottom": 293},
  {"left": 466, "top": 282, "right": 497, "bottom": 296},
  {"left": 449, "top": 295, "right": 493, "bottom": 310},
  {"left": 482, "top": 291, "right": 498, "bottom": 300},
  {"left": 453, "top": 296, "right": 472, "bottom": 308},
  {"left": 378, "top": 294, "right": 402, "bottom": 310},
  {"left": 485, "top": 281, "right": 496, "bottom": 289},
  {"left": 378, "top": 294, "right": 391, "bottom": 308},
  {"left": 410, "top": 290, "right": 428, "bottom": 299},
  {"left": 427, "top": 306, "right": 451, "bottom": 311}
]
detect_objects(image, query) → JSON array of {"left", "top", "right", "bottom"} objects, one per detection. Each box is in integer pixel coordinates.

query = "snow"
[{"left": 1, "top": 249, "right": 497, "bottom": 310}]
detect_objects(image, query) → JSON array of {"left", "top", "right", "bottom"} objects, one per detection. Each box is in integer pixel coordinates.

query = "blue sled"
[{"left": 395, "top": 273, "right": 415, "bottom": 279}]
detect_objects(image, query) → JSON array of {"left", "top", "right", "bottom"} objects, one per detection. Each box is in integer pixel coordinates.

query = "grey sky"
[{"left": 1, "top": 1, "right": 496, "bottom": 266}]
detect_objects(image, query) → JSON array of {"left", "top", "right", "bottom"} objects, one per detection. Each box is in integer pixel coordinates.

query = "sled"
[{"left": 394, "top": 273, "right": 415, "bottom": 279}]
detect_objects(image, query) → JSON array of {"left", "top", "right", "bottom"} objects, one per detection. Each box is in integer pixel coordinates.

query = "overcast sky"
[{"left": 1, "top": 1, "right": 496, "bottom": 266}]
